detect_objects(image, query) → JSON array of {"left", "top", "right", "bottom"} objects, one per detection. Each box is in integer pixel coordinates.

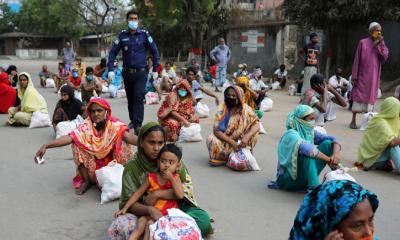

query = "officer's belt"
[{"left": 124, "top": 67, "right": 147, "bottom": 74}]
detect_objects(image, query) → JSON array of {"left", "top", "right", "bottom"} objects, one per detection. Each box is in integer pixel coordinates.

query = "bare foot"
[{"left": 75, "top": 182, "right": 91, "bottom": 195}]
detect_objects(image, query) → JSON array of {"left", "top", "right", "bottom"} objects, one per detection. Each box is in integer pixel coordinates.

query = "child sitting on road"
[{"left": 115, "top": 144, "right": 184, "bottom": 240}]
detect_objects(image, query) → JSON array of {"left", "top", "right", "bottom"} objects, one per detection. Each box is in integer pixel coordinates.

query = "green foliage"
[
  {"left": 283, "top": 0, "right": 400, "bottom": 28},
  {"left": 0, "top": 3, "right": 18, "bottom": 33},
  {"left": 17, "top": 0, "right": 83, "bottom": 37}
]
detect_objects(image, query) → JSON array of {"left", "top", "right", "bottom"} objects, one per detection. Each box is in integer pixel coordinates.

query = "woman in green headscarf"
[
  {"left": 109, "top": 122, "right": 211, "bottom": 239},
  {"left": 356, "top": 97, "right": 400, "bottom": 172},
  {"left": 268, "top": 105, "right": 341, "bottom": 191}
]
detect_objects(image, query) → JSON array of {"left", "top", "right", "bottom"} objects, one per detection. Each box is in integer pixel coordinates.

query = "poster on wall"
[{"left": 241, "top": 30, "right": 265, "bottom": 53}]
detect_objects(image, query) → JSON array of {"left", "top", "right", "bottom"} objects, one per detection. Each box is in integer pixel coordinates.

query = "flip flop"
[{"left": 349, "top": 122, "right": 358, "bottom": 129}]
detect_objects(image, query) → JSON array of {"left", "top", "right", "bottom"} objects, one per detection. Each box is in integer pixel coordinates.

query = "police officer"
[{"left": 108, "top": 9, "right": 160, "bottom": 133}]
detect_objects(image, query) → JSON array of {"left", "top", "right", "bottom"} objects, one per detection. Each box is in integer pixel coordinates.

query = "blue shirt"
[
  {"left": 298, "top": 130, "right": 338, "bottom": 157},
  {"left": 108, "top": 28, "right": 160, "bottom": 71},
  {"left": 210, "top": 44, "right": 231, "bottom": 67},
  {"left": 191, "top": 80, "right": 203, "bottom": 100},
  {"left": 103, "top": 67, "right": 123, "bottom": 86}
]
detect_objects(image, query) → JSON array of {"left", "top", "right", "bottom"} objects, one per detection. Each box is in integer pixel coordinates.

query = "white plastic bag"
[
  {"left": 260, "top": 98, "right": 273, "bottom": 112},
  {"left": 55, "top": 115, "right": 84, "bottom": 138},
  {"left": 45, "top": 78, "right": 55, "bottom": 88},
  {"left": 102, "top": 85, "right": 109, "bottom": 93},
  {"left": 145, "top": 92, "right": 159, "bottom": 105},
  {"left": 29, "top": 111, "right": 51, "bottom": 128},
  {"left": 195, "top": 102, "right": 210, "bottom": 118},
  {"left": 116, "top": 89, "right": 126, "bottom": 98},
  {"left": 149, "top": 208, "right": 202, "bottom": 240},
  {"left": 288, "top": 84, "right": 296, "bottom": 96},
  {"left": 178, "top": 123, "right": 202, "bottom": 142},
  {"left": 360, "top": 112, "right": 378, "bottom": 131},
  {"left": 323, "top": 168, "right": 357, "bottom": 184},
  {"left": 74, "top": 90, "right": 82, "bottom": 101},
  {"left": 95, "top": 161, "right": 124, "bottom": 204},
  {"left": 227, "top": 147, "right": 260, "bottom": 171},
  {"left": 271, "top": 81, "right": 281, "bottom": 90},
  {"left": 259, "top": 122, "right": 266, "bottom": 134},
  {"left": 314, "top": 126, "right": 327, "bottom": 135}
]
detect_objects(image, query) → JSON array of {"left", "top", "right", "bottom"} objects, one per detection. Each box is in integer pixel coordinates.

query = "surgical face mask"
[
  {"left": 219, "top": 43, "right": 225, "bottom": 49},
  {"left": 72, "top": 71, "right": 78, "bottom": 78},
  {"left": 306, "top": 120, "right": 316, "bottom": 128},
  {"left": 128, "top": 20, "right": 139, "bottom": 30},
  {"left": 87, "top": 74, "right": 93, "bottom": 81},
  {"left": 225, "top": 97, "right": 237, "bottom": 109},
  {"left": 178, "top": 89, "right": 187, "bottom": 97}
]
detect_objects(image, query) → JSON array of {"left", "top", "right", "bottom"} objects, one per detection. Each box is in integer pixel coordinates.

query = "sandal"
[{"left": 349, "top": 122, "right": 358, "bottom": 129}]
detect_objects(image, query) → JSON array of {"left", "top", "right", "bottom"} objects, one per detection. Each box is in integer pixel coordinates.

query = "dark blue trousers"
[{"left": 122, "top": 69, "right": 147, "bottom": 129}]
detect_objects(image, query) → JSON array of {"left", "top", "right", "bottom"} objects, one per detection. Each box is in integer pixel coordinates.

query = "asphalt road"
[{"left": 0, "top": 59, "right": 398, "bottom": 240}]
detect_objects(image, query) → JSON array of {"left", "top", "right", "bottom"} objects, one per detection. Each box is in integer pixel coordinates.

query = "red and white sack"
[
  {"left": 145, "top": 92, "right": 159, "bottom": 105},
  {"left": 227, "top": 146, "right": 260, "bottom": 171}
]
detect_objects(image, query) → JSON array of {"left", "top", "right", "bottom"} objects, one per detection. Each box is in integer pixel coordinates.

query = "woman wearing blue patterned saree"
[
  {"left": 269, "top": 105, "right": 342, "bottom": 191},
  {"left": 290, "top": 180, "right": 379, "bottom": 240}
]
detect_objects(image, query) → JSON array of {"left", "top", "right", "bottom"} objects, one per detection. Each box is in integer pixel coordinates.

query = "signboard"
[{"left": 240, "top": 30, "right": 265, "bottom": 53}]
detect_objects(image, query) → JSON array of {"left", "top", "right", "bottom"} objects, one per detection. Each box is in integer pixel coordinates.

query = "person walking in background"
[
  {"left": 349, "top": 22, "right": 389, "bottom": 129},
  {"left": 108, "top": 9, "right": 160, "bottom": 134},
  {"left": 61, "top": 41, "right": 76, "bottom": 73},
  {"left": 299, "top": 33, "right": 320, "bottom": 95},
  {"left": 210, "top": 37, "right": 231, "bottom": 92}
]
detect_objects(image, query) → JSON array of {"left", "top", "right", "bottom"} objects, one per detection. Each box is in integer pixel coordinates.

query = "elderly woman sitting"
[
  {"left": 355, "top": 97, "right": 400, "bottom": 172},
  {"left": 8, "top": 72, "right": 48, "bottom": 126},
  {"left": 36, "top": 97, "right": 136, "bottom": 195},
  {"left": 157, "top": 80, "right": 199, "bottom": 142},
  {"left": 207, "top": 85, "right": 259, "bottom": 166},
  {"left": 268, "top": 105, "right": 341, "bottom": 191},
  {"left": 290, "top": 180, "right": 379, "bottom": 240}
]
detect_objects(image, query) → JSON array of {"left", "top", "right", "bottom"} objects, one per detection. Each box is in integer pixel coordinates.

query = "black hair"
[
  {"left": 310, "top": 73, "right": 325, "bottom": 86},
  {"left": 280, "top": 64, "right": 285, "bottom": 69},
  {"left": 186, "top": 66, "right": 196, "bottom": 75},
  {"left": 141, "top": 125, "right": 166, "bottom": 141},
  {"left": 86, "top": 66, "right": 94, "bottom": 73},
  {"left": 165, "top": 61, "right": 172, "bottom": 66},
  {"left": 309, "top": 32, "right": 318, "bottom": 41},
  {"left": 6, "top": 65, "right": 17, "bottom": 74},
  {"left": 126, "top": 9, "right": 139, "bottom": 20},
  {"left": 159, "top": 144, "right": 182, "bottom": 161}
]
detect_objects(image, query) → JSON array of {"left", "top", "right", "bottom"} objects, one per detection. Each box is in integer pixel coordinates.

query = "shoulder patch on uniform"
[
  {"left": 120, "top": 29, "right": 127, "bottom": 33},
  {"left": 114, "top": 38, "right": 119, "bottom": 44},
  {"left": 148, "top": 36, "right": 153, "bottom": 43}
]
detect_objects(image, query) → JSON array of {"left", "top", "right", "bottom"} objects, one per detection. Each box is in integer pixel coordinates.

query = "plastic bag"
[
  {"left": 45, "top": 78, "right": 55, "bottom": 88},
  {"left": 29, "top": 111, "right": 51, "bottom": 128},
  {"left": 314, "top": 126, "right": 327, "bottom": 135},
  {"left": 195, "top": 102, "right": 210, "bottom": 118},
  {"left": 323, "top": 168, "right": 357, "bottom": 184},
  {"left": 260, "top": 98, "right": 273, "bottom": 112},
  {"left": 74, "top": 90, "right": 82, "bottom": 101},
  {"left": 271, "top": 81, "right": 281, "bottom": 90},
  {"left": 55, "top": 115, "right": 84, "bottom": 138},
  {"left": 116, "top": 89, "right": 126, "bottom": 98},
  {"left": 178, "top": 123, "right": 202, "bottom": 142},
  {"left": 227, "top": 147, "right": 260, "bottom": 171},
  {"left": 149, "top": 208, "right": 202, "bottom": 240},
  {"left": 102, "top": 85, "right": 109, "bottom": 93},
  {"left": 145, "top": 92, "right": 159, "bottom": 105},
  {"left": 259, "top": 122, "right": 266, "bottom": 134},
  {"left": 95, "top": 161, "right": 124, "bottom": 204},
  {"left": 360, "top": 112, "right": 378, "bottom": 131},
  {"left": 288, "top": 84, "right": 296, "bottom": 96}
]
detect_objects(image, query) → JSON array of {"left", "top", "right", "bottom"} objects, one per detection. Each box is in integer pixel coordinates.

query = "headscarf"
[
  {"left": 278, "top": 105, "right": 315, "bottom": 180},
  {"left": 0, "top": 72, "right": 9, "bottom": 85},
  {"left": 236, "top": 76, "right": 255, "bottom": 109},
  {"left": 55, "top": 85, "right": 83, "bottom": 120},
  {"left": 0, "top": 72, "right": 16, "bottom": 113},
  {"left": 69, "top": 97, "right": 128, "bottom": 161},
  {"left": 17, "top": 72, "right": 48, "bottom": 113},
  {"left": 120, "top": 122, "right": 196, "bottom": 209},
  {"left": 357, "top": 97, "right": 400, "bottom": 167},
  {"left": 290, "top": 180, "right": 379, "bottom": 240}
]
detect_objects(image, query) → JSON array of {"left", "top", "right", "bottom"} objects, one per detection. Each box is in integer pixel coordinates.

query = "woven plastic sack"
[
  {"left": 95, "top": 161, "right": 124, "bottom": 204},
  {"left": 178, "top": 123, "right": 202, "bottom": 142},
  {"left": 29, "top": 111, "right": 51, "bottom": 128}
]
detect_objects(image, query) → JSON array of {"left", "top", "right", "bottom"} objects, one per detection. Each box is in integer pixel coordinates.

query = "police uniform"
[{"left": 108, "top": 28, "right": 160, "bottom": 130}]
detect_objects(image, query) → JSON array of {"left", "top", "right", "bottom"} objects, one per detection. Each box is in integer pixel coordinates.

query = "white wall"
[{"left": 15, "top": 49, "right": 58, "bottom": 59}]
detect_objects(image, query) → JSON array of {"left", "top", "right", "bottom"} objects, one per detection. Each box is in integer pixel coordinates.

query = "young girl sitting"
[{"left": 114, "top": 144, "right": 184, "bottom": 240}]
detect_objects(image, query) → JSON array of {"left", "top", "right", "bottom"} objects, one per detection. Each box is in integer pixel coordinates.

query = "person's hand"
[
  {"left": 114, "top": 208, "right": 127, "bottom": 218},
  {"left": 183, "top": 120, "right": 190, "bottom": 127},
  {"left": 148, "top": 206, "right": 163, "bottom": 221},
  {"left": 214, "top": 97, "right": 220, "bottom": 106},
  {"left": 324, "top": 230, "right": 344, "bottom": 240},
  {"left": 35, "top": 144, "right": 47, "bottom": 159},
  {"left": 239, "top": 135, "right": 250, "bottom": 148},
  {"left": 161, "top": 166, "right": 175, "bottom": 181},
  {"left": 230, "top": 141, "right": 239, "bottom": 152},
  {"left": 152, "top": 72, "right": 158, "bottom": 80},
  {"left": 144, "top": 192, "right": 159, "bottom": 206}
]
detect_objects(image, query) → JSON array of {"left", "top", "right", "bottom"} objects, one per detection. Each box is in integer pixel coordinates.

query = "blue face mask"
[
  {"left": 72, "top": 71, "right": 78, "bottom": 78},
  {"left": 178, "top": 89, "right": 187, "bottom": 97},
  {"left": 87, "top": 75, "right": 93, "bottom": 81},
  {"left": 128, "top": 20, "right": 138, "bottom": 30}
]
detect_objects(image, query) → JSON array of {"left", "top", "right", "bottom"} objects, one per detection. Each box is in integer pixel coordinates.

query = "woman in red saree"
[
  {"left": 157, "top": 80, "right": 199, "bottom": 142},
  {"left": 0, "top": 72, "right": 17, "bottom": 113},
  {"left": 36, "top": 97, "right": 137, "bottom": 195}
]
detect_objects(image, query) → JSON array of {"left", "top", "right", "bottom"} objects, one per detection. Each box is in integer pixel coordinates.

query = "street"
[{"left": 0, "top": 59, "right": 399, "bottom": 240}]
